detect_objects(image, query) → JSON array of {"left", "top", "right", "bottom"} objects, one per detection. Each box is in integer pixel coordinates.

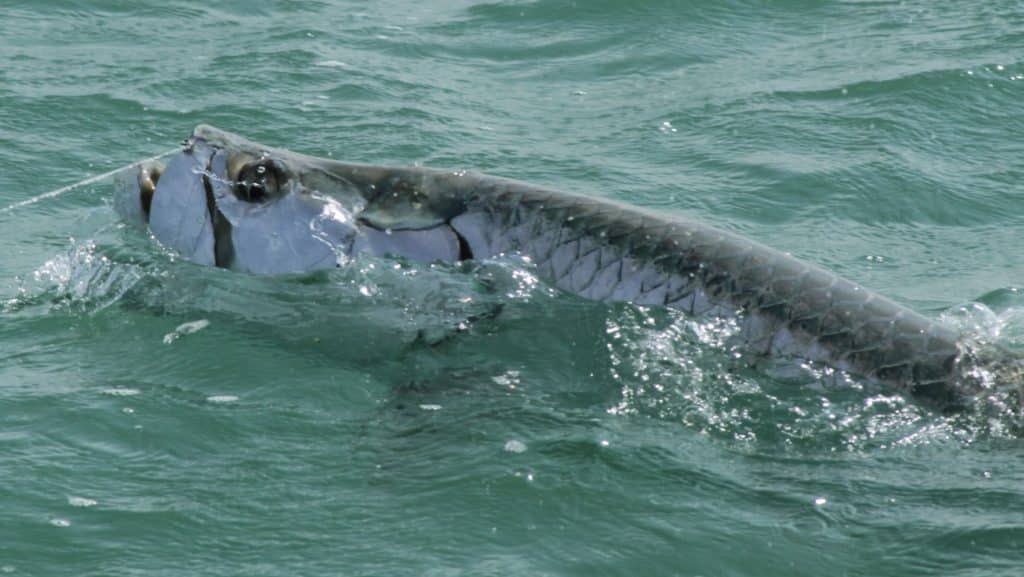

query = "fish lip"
[{"left": 113, "top": 159, "right": 164, "bottom": 227}]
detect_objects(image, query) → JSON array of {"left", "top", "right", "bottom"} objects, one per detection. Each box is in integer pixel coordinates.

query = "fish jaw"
[{"left": 146, "top": 139, "right": 218, "bottom": 267}]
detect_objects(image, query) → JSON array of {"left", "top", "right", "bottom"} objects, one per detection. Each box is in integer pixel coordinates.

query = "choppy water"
[{"left": 2, "top": 1, "right": 1024, "bottom": 575}]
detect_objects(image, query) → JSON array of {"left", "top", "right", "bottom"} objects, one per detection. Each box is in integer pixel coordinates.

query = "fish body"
[{"left": 116, "top": 125, "right": 1020, "bottom": 408}]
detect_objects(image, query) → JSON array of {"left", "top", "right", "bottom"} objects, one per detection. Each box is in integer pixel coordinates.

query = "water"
[{"left": 2, "top": 1, "right": 1024, "bottom": 575}]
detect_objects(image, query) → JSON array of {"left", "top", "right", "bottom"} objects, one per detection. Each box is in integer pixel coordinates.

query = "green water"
[{"left": 2, "top": 1, "right": 1024, "bottom": 575}]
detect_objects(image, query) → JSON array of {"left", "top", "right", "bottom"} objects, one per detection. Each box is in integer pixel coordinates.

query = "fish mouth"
[{"left": 113, "top": 158, "right": 163, "bottom": 227}]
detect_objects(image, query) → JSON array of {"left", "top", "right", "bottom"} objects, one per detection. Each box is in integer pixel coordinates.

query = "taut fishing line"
[{"left": 0, "top": 148, "right": 180, "bottom": 216}]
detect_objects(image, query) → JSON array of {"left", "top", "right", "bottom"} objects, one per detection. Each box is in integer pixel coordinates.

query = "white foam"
[
  {"left": 101, "top": 387, "right": 140, "bottom": 397},
  {"left": 503, "top": 440, "right": 527, "bottom": 453},
  {"left": 68, "top": 496, "right": 97, "bottom": 507},
  {"left": 314, "top": 60, "right": 348, "bottom": 68},
  {"left": 162, "top": 319, "right": 210, "bottom": 344}
]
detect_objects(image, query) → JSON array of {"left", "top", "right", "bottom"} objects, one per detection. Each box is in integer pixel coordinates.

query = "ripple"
[{"left": 3, "top": 1, "right": 1024, "bottom": 575}]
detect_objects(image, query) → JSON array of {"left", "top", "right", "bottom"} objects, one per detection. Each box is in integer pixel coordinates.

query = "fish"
[{"left": 115, "top": 124, "right": 1022, "bottom": 410}]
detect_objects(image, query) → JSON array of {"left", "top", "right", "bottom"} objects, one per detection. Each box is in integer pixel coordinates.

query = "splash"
[
  {"left": 602, "top": 300, "right": 1024, "bottom": 449},
  {"left": 4, "top": 237, "right": 144, "bottom": 315}
]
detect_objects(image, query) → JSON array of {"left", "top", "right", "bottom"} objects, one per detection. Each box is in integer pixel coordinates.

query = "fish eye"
[{"left": 235, "top": 158, "right": 285, "bottom": 203}]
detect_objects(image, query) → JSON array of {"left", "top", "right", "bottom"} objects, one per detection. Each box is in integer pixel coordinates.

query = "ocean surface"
[{"left": 2, "top": 1, "right": 1023, "bottom": 575}]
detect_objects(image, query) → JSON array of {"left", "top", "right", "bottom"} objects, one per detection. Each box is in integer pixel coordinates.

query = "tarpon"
[{"left": 115, "top": 125, "right": 1022, "bottom": 410}]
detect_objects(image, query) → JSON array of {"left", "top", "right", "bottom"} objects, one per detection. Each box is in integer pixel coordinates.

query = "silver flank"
[{"left": 122, "top": 125, "right": 1024, "bottom": 409}]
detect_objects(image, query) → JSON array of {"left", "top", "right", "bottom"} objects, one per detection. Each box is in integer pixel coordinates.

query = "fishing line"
[{"left": 0, "top": 148, "right": 180, "bottom": 215}]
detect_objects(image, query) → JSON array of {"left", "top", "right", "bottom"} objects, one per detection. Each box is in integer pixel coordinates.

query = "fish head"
[{"left": 115, "top": 125, "right": 368, "bottom": 274}]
